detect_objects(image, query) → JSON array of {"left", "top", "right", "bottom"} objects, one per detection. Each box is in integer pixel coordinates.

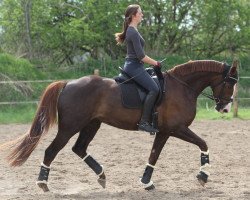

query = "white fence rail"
[
  {"left": 0, "top": 78, "right": 250, "bottom": 105},
  {"left": 0, "top": 80, "right": 68, "bottom": 84},
  {"left": 0, "top": 75, "right": 249, "bottom": 84},
  {"left": 0, "top": 101, "right": 38, "bottom": 105}
]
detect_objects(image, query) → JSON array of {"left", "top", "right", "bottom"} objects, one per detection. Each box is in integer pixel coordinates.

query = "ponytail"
[
  {"left": 115, "top": 17, "right": 131, "bottom": 45},
  {"left": 115, "top": 4, "right": 140, "bottom": 45}
]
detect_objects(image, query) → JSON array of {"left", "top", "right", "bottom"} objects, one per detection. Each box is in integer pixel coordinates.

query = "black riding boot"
[{"left": 138, "top": 91, "right": 159, "bottom": 133}]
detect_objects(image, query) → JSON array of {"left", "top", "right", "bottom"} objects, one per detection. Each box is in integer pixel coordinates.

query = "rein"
[
  {"left": 165, "top": 70, "right": 237, "bottom": 104},
  {"left": 165, "top": 71, "right": 215, "bottom": 101}
]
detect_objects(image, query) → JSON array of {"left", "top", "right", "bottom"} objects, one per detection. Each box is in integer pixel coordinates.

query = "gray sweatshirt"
[{"left": 125, "top": 26, "right": 145, "bottom": 60}]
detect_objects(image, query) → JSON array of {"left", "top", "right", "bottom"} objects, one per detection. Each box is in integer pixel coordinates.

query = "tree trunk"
[{"left": 23, "top": 0, "right": 33, "bottom": 59}]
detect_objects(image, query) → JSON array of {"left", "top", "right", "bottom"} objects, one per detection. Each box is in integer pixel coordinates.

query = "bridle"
[
  {"left": 210, "top": 74, "right": 238, "bottom": 105},
  {"left": 165, "top": 65, "right": 238, "bottom": 105}
]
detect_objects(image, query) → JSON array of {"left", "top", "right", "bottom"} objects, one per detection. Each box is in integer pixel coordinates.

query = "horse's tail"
[{"left": 1, "top": 81, "right": 67, "bottom": 167}]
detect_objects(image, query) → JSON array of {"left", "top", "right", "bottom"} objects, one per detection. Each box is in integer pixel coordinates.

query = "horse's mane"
[{"left": 168, "top": 60, "right": 225, "bottom": 76}]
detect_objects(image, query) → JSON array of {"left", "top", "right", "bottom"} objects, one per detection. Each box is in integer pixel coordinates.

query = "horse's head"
[{"left": 211, "top": 60, "right": 238, "bottom": 113}]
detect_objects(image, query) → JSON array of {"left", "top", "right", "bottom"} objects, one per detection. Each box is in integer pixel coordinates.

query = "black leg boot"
[{"left": 138, "top": 91, "right": 159, "bottom": 133}]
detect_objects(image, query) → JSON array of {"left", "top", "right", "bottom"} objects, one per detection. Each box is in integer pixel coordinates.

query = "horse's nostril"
[{"left": 223, "top": 109, "right": 228, "bottom": 113}]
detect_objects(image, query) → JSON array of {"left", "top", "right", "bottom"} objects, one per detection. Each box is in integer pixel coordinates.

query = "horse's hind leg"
[
  {"left": 71, "top": 119, "right": 106, "bottom": 188},
  {"left": 36, "top": 128, "right": 77, "bottom": 192},
  {"left": 172, "top": 126, "right": 210, "bottom": 186}
]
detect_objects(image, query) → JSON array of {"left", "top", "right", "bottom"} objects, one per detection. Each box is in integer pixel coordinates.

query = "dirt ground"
[{"left": 0, "top": 120, "right": 249, "bottom": 200}]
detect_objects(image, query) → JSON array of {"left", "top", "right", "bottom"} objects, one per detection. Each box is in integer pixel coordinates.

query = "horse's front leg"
[
  {"left": 140, "top": 132, "right": 169, "bottom": 190},
  {"left": 197, "top": 149, "right": 210, "bottom": 186},
  {"left": 172, "top": 126, "right": 210, "bottom": 186}
]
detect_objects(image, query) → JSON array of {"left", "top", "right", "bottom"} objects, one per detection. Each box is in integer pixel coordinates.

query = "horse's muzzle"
[{"left": 215, "top": 102, "right": 232, "bottom": 113}]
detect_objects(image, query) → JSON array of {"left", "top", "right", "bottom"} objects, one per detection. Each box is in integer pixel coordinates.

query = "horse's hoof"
[
  {"left": 196, "top": 172, "right": 208, "bottom": 187},
  {"left": 97, "top": 172, "right": 106, "bottom": 188},
  {"left": 97, "top": 177, "right": 106, "bottom": 188},
  {"left": 140, "top": 179, "right": 155, "bottom": 190},
  {"left": 36, "top": 182, "right": 49, "bottom": 192},
  {"left": 145, "top": 184, "right": 155, "bottom": 191},
  {"left": 197, "top": 178, "right": 206, "bottom": 187}
]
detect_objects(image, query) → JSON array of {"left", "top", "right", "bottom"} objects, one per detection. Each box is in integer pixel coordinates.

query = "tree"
[
  {"left": 187, "top": 0, "right": 250, "bottom": 58},
  {"left": 0, "top": 0, "right": 249, "bottom": 64}
]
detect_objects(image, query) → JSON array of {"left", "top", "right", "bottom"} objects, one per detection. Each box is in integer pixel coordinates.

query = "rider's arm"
[{"left": 141, "top": 55, "right": 158, "bottom": 66}]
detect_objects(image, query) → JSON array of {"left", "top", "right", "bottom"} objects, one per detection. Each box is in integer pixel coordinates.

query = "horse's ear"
[{"left": 229, "top": 60, "right": 238, "bottom": 75}]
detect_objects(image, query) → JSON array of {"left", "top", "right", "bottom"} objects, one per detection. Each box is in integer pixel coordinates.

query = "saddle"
[
  {"left": 114, "top": 67, "right": 165, "bottom": 132},
  {"left": 114, "top": 67, "right": 165, "bottom": 108},
  {"left": 114, "top": 67, "right": 165, "bottom": 106}
]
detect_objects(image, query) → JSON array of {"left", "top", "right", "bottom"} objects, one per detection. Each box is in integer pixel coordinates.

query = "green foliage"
[
  {"left": 0, "top": 0, "right": 249, "bottom": 64},
  {"left": 189, "top": 0, "right": 250, "bottom": 57},
  {"left": 0, "top": 53, "right": 45, "bottom": 102},
  {"left": 0, "top": 53, "right": 43, "bottom": 80}
]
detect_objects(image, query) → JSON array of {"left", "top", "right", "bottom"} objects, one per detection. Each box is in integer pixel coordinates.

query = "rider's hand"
[
  {"left": 153, "top": 61, "right": 163, "bottom": 80},
  {"left": 154, "top": 61, "right": 161, "bottom": 68}
]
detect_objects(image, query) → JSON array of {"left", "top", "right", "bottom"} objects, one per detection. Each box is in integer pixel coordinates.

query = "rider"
[{"left": 115, "top": 4, "right": 161, "bottom": 133}]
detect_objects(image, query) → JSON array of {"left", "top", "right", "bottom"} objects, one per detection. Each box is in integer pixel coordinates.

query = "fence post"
[
  {"left": 233, "top": 60, "right": 239, "bottom": 117},
  {"left": 233, "top": 83, "right": 238, "bottom": 117},
  {"left": 94, "top": 69, "right": 99, "bottom": 76}
]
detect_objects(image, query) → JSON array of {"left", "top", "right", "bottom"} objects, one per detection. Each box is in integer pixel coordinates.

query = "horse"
[{"left": 1, "top": 60, "right": 238, "bottom": 192}]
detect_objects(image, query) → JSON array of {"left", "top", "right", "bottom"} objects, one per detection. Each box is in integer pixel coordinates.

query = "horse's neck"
[{"left": 174, "top": 72, "right": 213, "bottom": 95}]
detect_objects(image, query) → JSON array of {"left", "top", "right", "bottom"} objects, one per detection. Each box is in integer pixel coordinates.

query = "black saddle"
[{"left": 114, "top": 67, "right": 165, "bottom": 109}]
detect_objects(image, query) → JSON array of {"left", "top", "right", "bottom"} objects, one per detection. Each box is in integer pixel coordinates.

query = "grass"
[
  {"left": 0, "top": 104, "right": 37, "bottom": 124},
  {"left": 196, "top": 108, "right": 250, "bottom": 120},
  {"left": 0, "top": 105, "right": 249, "bottom": 124}
]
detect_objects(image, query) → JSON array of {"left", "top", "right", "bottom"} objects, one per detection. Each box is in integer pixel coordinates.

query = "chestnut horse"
[{"left": 2, "top": 60, "right": 238, "bottom": 192}]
